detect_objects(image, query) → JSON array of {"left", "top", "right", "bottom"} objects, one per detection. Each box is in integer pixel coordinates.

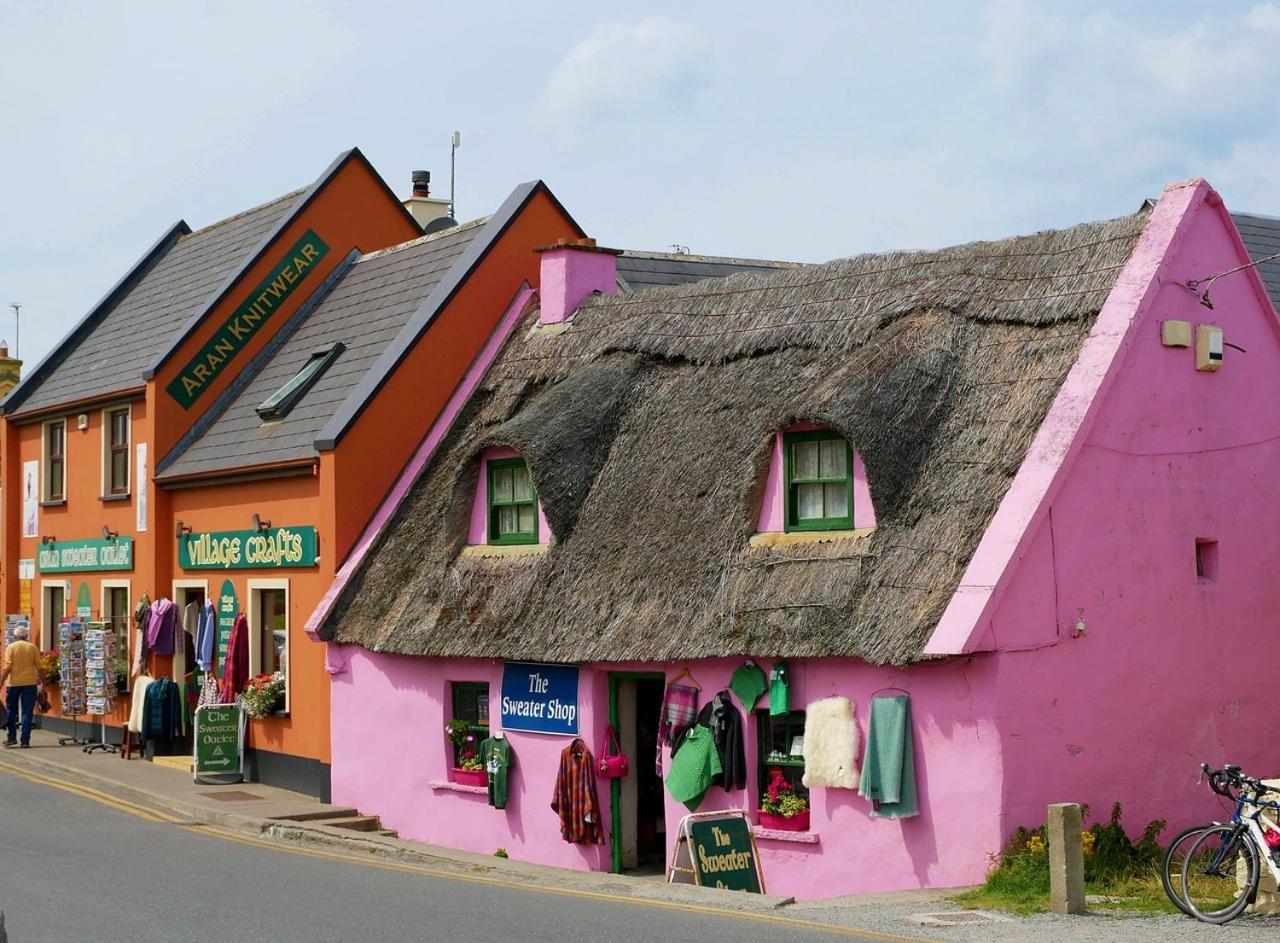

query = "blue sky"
[{"left": 3, "top": 1, "right": 1279, "bottom": 371}]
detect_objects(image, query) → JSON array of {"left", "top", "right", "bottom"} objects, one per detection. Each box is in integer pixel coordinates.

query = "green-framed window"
[
  {"left": 487, "top": 457, "right": 538, "bottom": 545},
  {"left": 450, "top": 681, "right": 490, "bottom": 765},
  {"left": 783, "top": 430, "right": 853, "bottom": 531},
  {"left": 757, "top": 709, "right": 808, "bottom": 799}
]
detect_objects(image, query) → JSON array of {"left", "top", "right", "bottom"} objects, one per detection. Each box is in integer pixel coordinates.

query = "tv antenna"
[
  {"left": 8, "top": 302, "right": 19, "bottom": 357},
  {"left": 450, "top": 131, "right": 461, "bottom": 219}
]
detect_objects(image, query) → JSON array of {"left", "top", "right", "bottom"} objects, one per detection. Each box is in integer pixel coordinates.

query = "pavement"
[{"left": 1, "top": 731, "right": 1278, "bottom": 942}]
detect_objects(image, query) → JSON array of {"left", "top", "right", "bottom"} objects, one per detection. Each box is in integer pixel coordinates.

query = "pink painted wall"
[
  {"left": 329, "top": 648, "right": 1004, "bottom": 899},
  {"left": 467, "top": 445, "right": 552, "bottom": 545},
  {"left": 977, "top": 183, "right": 1280, "bottom": 841},
  {"left": 538, "top": 246, "right": 618, "bottom": 325},
  {"left": 756, "top": 421, "right": 875, "bottom": 532}
]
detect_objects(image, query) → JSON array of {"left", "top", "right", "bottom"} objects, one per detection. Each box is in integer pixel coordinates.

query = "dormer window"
[
  {"left": 784, "top": 430, "right": 853, "bottom": 532},
  {"left": 488, "top": 458, "right": 538, "bottom": 545}
]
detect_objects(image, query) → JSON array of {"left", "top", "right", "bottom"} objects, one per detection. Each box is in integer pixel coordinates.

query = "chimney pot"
[{"left": 412, "top": 170, "right": 431, "bottom": 197}]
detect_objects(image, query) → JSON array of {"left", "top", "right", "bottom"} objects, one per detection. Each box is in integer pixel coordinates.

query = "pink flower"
[{"left": 466, "top": 734, "right": 475, "bottom": 742}]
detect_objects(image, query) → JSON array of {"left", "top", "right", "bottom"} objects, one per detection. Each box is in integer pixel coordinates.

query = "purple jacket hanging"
[{"left": 146, "top": 598, "right": 178, "bottom": 656}]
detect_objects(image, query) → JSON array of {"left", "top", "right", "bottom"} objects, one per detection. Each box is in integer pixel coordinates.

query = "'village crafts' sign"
[
  {"left": 166, "top": 230, "right": 330, "bottom": 409},
  {"left": 37, "top": 537, "right": 134, "bottom": 573},
  {"left": 179, "top": 526, "right": 319, "bottom": 570}
]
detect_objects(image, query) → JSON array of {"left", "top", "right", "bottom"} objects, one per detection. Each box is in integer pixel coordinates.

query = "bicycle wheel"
[
  {"left": 1180, "top": 825, "right": 1260, "bottom": 924},
  {"left": 1162, "top": 824, "right": 1230, "bottom": 916}
]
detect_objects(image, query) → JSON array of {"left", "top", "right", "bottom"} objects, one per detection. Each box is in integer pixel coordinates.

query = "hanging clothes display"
[
  {"left": 858, "top": 695, "right": 919, "bottom": 819},
  {"left": 141, "top": 676, "right": 183, "bottom": 743},
  {"left": 219, "top": 612, "right": 250, "bottom": 703},
  {"left": 675, "top": 690, "right": 746, "bottom": 790},
  {"left": 664, "top": 725, "right": 721, "bottom": 811},
  {"left": 480, "top": 735, "right": 515, "bottom": 810},
  {"left": 194, "top": 600, "right": 217, "bottom": 673},
  {"left": 145, "top": 597, "right": 178, "bottom": 656},
  {"left": 551, "top": 738, "right": 604, "bottom": 844},
  {"left": 131, "top": 594, "right": 151, "bottom": 679},
  {"left": 729, "top": 661, "right": 768, "bottom": 711},
  {"left": 769, "top": 661, "right": 790, "bottom": 716},
  {"left": 128, "top": 676, "right": 154, "bottom": 734},
  {"left": 801, "top": 696, "right": 860, "bottom": 789},
  {"left": 655, "top": 678, "right": 700, "bottom": 774},
  {"left": 196, "top": 674, "right": 222, "bottom": 710}
]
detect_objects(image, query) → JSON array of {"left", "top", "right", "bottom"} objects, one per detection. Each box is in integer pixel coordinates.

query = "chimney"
[
  {"left": 0, "top": 341, "right": 22, "bottom": 398},
  {"left": 402, "top": 170, "right": 453, "bottom": 229},
  {"left": 535, "top": 238, "right": 621, "bottom": 325}
]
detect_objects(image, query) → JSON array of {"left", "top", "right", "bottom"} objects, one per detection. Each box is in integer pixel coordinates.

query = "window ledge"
[
  {"left": 430, "top": 780, "right": 489, "bottom": 795},
  {"left": 752, "top": 825, "right": 821, "bottom": 844},
  {"left": 99, "top": 493, "right": 131, "bottom": 503},
  {"left": 750, "top": 528, "right": 873, "bottom": 548},
  {"left": 460, "top": 543, "right": 548, "bottom": 559},
  {"left": 39, "top": 499, "right": 66, "bottom": 509}
]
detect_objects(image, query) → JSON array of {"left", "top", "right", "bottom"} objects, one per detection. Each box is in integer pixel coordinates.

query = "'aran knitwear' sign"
[
  {"left": 37, "top": 537, "right": 134, "bottom": 573},
  {"left": 179, "top": 526, "right": 318, "bottom": 570},
  {"left": 500, "top": 662, "right": 580, "bottom": 735},
  {"left": 166, "top": 230, "right": 330, "bottom": 408}
]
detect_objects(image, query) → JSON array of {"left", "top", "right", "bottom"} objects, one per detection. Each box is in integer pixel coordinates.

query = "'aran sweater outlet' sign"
[
  {"left": 166, "top": 230, "right": 330, "bottom": 408},
  {"left": 37, "top": 537, "right": 134, "bottom": 573}
]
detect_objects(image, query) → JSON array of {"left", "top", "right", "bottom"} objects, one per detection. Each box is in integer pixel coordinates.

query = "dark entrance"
[{"left": 609, "top": 672, "right": 667, "bottom": 873}]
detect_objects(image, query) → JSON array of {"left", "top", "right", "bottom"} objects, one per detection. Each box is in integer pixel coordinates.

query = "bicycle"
[{"left": 1168, "top": 763, "right": 1280, "bottom": 924}]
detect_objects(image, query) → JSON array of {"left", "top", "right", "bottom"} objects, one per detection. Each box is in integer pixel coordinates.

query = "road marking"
[{"left": 0, "top": 759, "right": 940, "bottom": 943}]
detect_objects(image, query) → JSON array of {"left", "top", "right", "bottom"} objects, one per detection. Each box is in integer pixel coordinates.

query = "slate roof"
[
  {"left": 615, "top": 250, "right": 796, "bottom": 291},
  {"left": 13, "top": 190, "right": 305, "bottom": 414},
  {"left": 156, "top": 220, "right": 486, "bottom": 480},
  {"left": 1231, "top": 213, "right": 1280, "bottom": 311}
]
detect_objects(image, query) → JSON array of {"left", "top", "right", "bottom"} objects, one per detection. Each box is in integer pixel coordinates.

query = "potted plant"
[
  {"left": 38, "top": 650, "right": 60, "bottom": 686},
  {"left": 240, "top": 672, "right": 286, "bottom": 718},
  {"left": 759, "top": 766, "right": 810, "bottom": 831},
  {"left": 447, "top": 719, "right": 487, "bottom": 786}
]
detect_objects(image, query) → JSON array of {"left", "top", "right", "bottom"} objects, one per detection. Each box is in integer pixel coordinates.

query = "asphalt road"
[{"left": 0, "top": 766, "right": 880, "bottom": 943}]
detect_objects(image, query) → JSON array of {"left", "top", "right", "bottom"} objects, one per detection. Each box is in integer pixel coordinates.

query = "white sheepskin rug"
[{"left": 801, "top": 696, "right": 860, "bottom": 789}]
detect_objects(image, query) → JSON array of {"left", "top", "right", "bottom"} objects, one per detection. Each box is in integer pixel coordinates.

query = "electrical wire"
[{"left": 1186, "top": 250, "right": 1280, "bottom": 309}]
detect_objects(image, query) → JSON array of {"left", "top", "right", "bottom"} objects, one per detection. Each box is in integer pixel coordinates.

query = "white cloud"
[{"left": 533, "top": 17, "right": 709, "bottom": 134}]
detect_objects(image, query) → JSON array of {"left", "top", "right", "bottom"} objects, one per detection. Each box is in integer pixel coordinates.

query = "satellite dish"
[{"left": 423, "top": 216, "right": 458, "bottom": 235}]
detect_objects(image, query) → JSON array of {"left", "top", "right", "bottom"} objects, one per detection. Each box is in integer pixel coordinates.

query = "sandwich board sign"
[
  {"left": 194, "top": 704, "right": 245, "bottom": 785},
  {"left": 667, "top": 810, "right": 765, "bottom": 893}
]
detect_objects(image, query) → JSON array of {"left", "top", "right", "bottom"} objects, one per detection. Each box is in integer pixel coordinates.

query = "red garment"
[
  {"left": 219, "top": 613, "right": 250, "bottom": 704},
  {"left": 551, "top": 739, "right": 605, "bottom": 844}
]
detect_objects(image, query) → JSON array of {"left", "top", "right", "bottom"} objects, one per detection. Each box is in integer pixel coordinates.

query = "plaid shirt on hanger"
[{"left": 656, "top": 682, "right": 700, "bottom": 774}]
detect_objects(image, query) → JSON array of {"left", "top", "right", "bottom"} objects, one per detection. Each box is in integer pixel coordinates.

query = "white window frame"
[
  {"left": 100, "top": 579, "right": 131, "bottom": 671},
  {"left": 171, "top": 579, "right": 209, "bottom": 684},
  {"left": 247, "top": 578, "right": 290, "bottom": 714},
  {"left": 100, "top": 404, "right": 132, "bottom": 498},
  {"left": 42, "top": 418, "right": 67, "bottom": 503},
  {"left": 39, "top": 579, "right": 68, "bottom": 650}
]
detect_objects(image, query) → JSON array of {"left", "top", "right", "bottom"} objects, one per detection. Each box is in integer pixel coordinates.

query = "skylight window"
[{"left": 256, "top": 342, "right": 345, "bottom": 421}]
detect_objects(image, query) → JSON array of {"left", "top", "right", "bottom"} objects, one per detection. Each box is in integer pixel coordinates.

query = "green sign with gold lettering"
[
  {"left": 687, "top": 817, "right": 763, "bottom": 893},
  {"left": 37, "top": 537, "right": 134, "bottom": 573},
  {"left": 166, "top": 230, "right": 330, "bottom": 409},
  {"left": 178, "top": 526, "right": 318, "bottom": 570}
]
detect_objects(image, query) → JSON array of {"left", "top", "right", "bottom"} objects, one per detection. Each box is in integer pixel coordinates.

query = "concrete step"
[
  {"left": 320, "top": 815, "right": 384, "bottom": 833},
  {"left": 269, "top": 807, "right": 360, "bottom": 823},
  {"left": 377, "top": 828, "right": 399, "bottom": 839}
]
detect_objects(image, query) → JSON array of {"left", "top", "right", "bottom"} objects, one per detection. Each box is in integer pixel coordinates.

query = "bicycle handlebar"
[{"left": 1202, "top": 762, "right": 1268, "bottom": 800}]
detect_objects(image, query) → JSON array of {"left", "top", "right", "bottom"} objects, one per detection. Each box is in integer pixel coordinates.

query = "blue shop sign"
[{"left": 500, "top": 662, "right": 580, "bottom": 736}]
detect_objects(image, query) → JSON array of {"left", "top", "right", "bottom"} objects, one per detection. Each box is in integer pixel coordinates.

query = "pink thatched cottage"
[{"left": 305, "top": 179, "right": 1280, "bottom": 900}]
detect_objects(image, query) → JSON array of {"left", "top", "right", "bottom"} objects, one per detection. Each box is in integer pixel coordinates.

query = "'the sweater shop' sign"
[
  {"left": 166, "top": 230, "right": 330, "bottom": 409},
  {"left": 178, "top": 526, "right": 318, "bottom": 570},
  {"left": 37, "top": 537, "right": 134, "bottom": 573},
  {"left": 500, "top": 662, "right": 580, "bottom": 736}
]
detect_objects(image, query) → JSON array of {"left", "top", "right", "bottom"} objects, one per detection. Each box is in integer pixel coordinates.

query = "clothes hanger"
[
  {"left": 670, "top": 667, "right": 701, "bottom": 690},
  {"left": 495, "top": 730, "right": 505, "bottom": 740},
  {"left": 871, "top": 685, "right": 910, "bottom": 698}
]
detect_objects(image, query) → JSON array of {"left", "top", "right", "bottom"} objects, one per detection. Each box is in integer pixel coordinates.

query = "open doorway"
[
  {"left": 610, "top": 673, "right": 666, "bottom": 874},
  {"left": 172, "top": 580, "right": 209, "bottom": 750}
]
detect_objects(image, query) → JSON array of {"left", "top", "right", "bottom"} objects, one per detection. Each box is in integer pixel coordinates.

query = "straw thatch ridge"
[{"left": 320, "top": 208, "right": 1151, "bottom": 665}]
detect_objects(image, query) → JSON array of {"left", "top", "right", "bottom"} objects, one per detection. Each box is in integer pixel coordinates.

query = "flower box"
[
  {"left": 759, "top": 809, "right": 810, "bottom": 832},
  {"left": 450, "top": 767, "right": 488, "bottom": 788}
]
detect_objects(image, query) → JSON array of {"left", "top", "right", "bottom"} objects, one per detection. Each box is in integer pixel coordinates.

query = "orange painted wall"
[{"left": 331, "top": 190, "right": 581, "bottom": 557}]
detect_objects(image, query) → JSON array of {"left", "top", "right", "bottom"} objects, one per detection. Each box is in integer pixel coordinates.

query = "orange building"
[{"left": 1, "top": 148, "right": 586, "bottom": 797}]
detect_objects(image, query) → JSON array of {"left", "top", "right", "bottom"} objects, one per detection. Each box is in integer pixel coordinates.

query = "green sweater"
[
  {"left": 480, "top": 737, "right": 515, "bottom": 810},
  {"left": 665, "top": 726, "right": 722, "bottom": 811}
]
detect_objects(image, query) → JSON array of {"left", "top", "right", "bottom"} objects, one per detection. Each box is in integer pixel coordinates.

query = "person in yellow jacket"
[{"left": 2, "top": 626, "right": 45, "bottom": 748}]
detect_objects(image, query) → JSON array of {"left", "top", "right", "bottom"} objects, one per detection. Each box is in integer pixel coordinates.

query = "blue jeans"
[{"left": 6, "top": 685, "right": 36, "bottom": 745}]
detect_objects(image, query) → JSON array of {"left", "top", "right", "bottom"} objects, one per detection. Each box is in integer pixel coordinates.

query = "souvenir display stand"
[
  {"left": 57, "top": 622, "right": 91, "bottom": 746},
  {"left": 83, "top": 624, "right": 118, "bottom": 754}
]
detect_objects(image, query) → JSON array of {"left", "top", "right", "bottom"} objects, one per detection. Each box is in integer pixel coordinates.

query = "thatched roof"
[{"left": 319, "top": 208, "right": 1151, "bottom": 665}]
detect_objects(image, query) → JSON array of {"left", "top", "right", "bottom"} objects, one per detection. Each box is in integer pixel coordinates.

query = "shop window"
[
  {"left": 103, "top": 406, "right": 130, "bottom": 496},
  {"left": 41, "top": 583, "right": 66, "bottom": 650},
  {"left": 101, "top": 582, "right": 130, "bottom": 688},
  {"left": 783, "top": 430, "right": 852, "bottom": 532},
  {"left": 487, "top": 458, "right": 538, "bottom": 545},
  {"left": 449, "top": 681, "right": 490, "bottom": 766},
  {"left": 43, "top": 419, "right": 66, "bottom": 503},
  {"left": 757, "top": 709, "right": 808, "bottom": 813},
  {"left": 248, "top": 582, "right": 289, "bottom": 714},
  {"left": 256, "top": 342, "right": 345, "bottom": 421}
]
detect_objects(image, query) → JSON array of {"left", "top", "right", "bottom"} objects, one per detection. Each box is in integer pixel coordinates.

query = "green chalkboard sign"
[
  {"left": 194, "top": 704, "right": 244, "bottom": 784},
  {"left": 685, "top": 814, "right": 764, "bottom": 893},
  {"left": 217, "top": 579, "right": 238, "bottom": 673},
  {"left": 75, "top": 582, "right": 92, "bottom": 619}
]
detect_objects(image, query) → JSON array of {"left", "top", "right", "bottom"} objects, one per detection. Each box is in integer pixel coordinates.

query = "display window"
[{"left": 448, "top": 681, "right": 490, "bottom": 768}]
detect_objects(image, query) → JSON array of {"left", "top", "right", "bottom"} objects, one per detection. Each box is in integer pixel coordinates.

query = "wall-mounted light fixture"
[
  {"left": 41, "top": 534, "right": 56, "bottom": 545},
  {"left": 101, "top": 526, "right": 118, "bottom": 542},
  {"left": 175, "top": 520, "right": 192, "bottom": 538},
  {"left": 251, "top": 513, "right": 271, "bottom": 532}
]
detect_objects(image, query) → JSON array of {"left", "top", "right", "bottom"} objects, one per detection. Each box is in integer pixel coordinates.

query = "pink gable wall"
[
  {"left": 467, "top": 445, "right": 552, "bottom": 545},
  {"left": 756, "top": 422, "right": 876, "bottom": 532},
  {"left": 975, "top": 182, "right": 1280, "bottom": 837}
]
